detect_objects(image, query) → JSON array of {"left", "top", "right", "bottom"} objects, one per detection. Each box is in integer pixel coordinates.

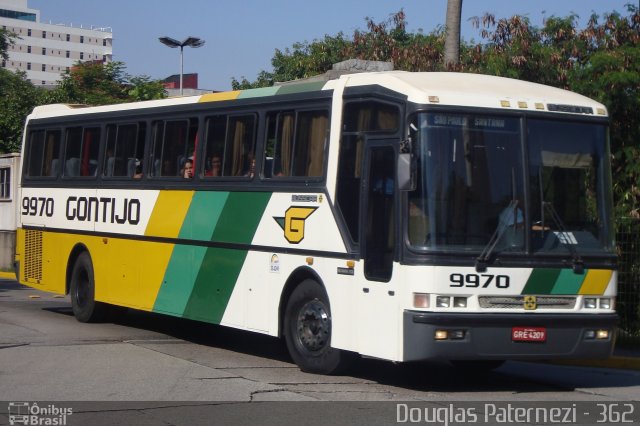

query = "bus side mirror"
[{"left": 397, "top": 153, "right": 416, "bottom": 191}]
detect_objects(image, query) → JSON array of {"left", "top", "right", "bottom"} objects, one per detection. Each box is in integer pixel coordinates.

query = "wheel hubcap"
[{"left": 296, "top": 299, "right": 330, "bottom": 352}]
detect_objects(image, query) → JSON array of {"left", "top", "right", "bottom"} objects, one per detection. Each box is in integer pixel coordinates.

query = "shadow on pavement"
[{"left": 35, "top": 299, "right": 640, "bottom": 394}]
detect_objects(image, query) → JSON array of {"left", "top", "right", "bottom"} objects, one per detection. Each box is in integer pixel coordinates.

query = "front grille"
[
  {"left": 24, "top": 229, "right": 43, "bottom": 282},
  {"left": 478, "top": 296, "right": 576, "bottom": 310}
]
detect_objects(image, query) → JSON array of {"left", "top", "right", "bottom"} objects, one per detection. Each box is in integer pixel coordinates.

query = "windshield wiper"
[
  {"left": 475, "top": 199, "right": 518, "bottom": 273},
  {"left": 543, "top": 201, "right": 584, "bottom": 274}
]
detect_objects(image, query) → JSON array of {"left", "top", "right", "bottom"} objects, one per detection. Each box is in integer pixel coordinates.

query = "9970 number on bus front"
[{"left": 450, "top": 273, "right": 510, "bottom": 288}]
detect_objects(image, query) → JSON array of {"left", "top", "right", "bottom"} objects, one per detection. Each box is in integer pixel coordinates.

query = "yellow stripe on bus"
[
  {"left": 579, "top": 269, "right": 613, "bottom": 295},
  {"left": 198, "top": 91, "right": 241, "bottom": 103},
  {"left": 145, "top": 191, "right": 194, "bottom": 238}
]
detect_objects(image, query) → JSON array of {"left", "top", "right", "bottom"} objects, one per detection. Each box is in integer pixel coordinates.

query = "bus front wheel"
[
  {"left": 70, "top": 252, "right": 107, "bottom": 323},
  {"left": 283, "top": 279, "right": 351, "bottom": 375}
]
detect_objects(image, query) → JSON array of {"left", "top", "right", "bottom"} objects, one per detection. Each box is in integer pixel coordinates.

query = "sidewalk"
[{"left": 1, "top": 270, "right": 638, "bottom": 371}]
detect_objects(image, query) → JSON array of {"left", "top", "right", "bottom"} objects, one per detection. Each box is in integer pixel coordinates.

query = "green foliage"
[
  {"left": 0, "top": 27, "right": 15, "bottom": 61},
  {"left": 0, "top": 60, "right": 167, "bottom": 153},
  {"left": 0, "top": 69, "right": 43, "bottom": 152},
  {"left": 128, "top": 75, "right": 167, "bottom": 101},
  {"left": 234, "top": 6, "right": 640, "bottom": 217},
  {"left": 53, "top": 61, "right": 130, "bottom": 105}
]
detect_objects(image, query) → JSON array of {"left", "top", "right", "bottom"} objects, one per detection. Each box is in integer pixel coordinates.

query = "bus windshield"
[{"left": 407, "top": 112, "right": 614, "bottom": 257}]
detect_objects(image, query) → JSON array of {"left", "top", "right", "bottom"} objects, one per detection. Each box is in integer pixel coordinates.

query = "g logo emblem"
[
  {"left": 274, "top": 207, "right": 317, "bottom": 244},
  {"left": 523, "top": 295, "right": 537, "bottom": 311}
]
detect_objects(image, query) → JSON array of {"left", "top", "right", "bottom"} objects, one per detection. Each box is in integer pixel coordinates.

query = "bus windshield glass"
[
  {"left": 527, "top": 119, "right": 613, "bottom": 255},
  {"left": 407, "top": 113, "right": 614, "bottom": 256}
]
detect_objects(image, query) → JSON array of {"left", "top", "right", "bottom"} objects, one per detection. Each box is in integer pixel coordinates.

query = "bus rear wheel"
[
  {"left": 70, "top": 252, "right": 107, "bottom": 323},
  {"left": 283, "top": 279, "right": 350, "bottom": 375}
]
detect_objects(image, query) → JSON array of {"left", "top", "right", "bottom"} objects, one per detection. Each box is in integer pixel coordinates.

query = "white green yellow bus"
[{"left": 14, "top": 71, "right": 617, "bottom": 374}]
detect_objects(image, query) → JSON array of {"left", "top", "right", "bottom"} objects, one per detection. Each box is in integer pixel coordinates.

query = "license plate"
[{"left": 512, "top": 327, "right": 546, "bottom": 342}]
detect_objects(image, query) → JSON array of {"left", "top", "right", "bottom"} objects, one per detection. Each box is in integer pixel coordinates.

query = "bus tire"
[
  {"left": 283, "top": 279, "right": 351, "bottom": 375},
  {"left": 70, "top": 252, "right": 107, "bottom": 323}
]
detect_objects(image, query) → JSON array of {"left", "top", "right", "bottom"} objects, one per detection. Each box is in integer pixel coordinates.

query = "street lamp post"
[{"left": 158, "top": 36, "right": 205, "bottom": 96}]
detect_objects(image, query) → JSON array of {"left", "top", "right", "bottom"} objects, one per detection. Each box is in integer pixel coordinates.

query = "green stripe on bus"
[
  {"left": 211, "top": 192, "right": 272, "bottom": 243},
  {"left": 181, "top": 247, "right": 247, "bottom": 323},
  {"left": 153, "top": 245, "right": 208, "bottom": 315},
  {"left": 237, "top": 86, "right": 280, "bottom": 99},
  {"left": 179, "top": 191, "right": 229, "bottom": 239},
  {"left": 550, "top": 269, "right": 586, "bottom": 294},
  {"left": 153, "top": 192, "right": 230, "bottom": 315},
  {"left": 521, "top": 268, "right": 561, "bottom": 294},
  {"left": 275, "top": 81, "right": 327, "bottom": 95},
  {"left": 182, "top": 192, "right": 272, "bottom": 322}
]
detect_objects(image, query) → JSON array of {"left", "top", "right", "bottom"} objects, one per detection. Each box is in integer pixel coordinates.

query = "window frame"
[
  {"left": 261, "top": 106, "right": 330, "bottom": 181},
  {"left": 0, "top": 167, "right": 11, "bottom": 200},
  {"left": 61, "top": 125, "right": 102, "bottom": 179},
  {"left": 201, "top": 112, "right": 258, "bottom": 180}
]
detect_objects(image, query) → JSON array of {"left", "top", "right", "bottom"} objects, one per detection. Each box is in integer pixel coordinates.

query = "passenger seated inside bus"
[
  {"left": 205, "top": 153, "right": 222, "bottom": 177},
  {"left": 133, "top": 159, "right": 143, "bottom": 179},
  {"left": 242, "top": 152, "right": 256, "bottom": 178},
  {"left": 181, "top": 159, "right": 194, "bottom": 178}
]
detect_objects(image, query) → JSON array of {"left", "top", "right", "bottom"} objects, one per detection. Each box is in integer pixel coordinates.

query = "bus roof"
[
  {"left": 28, "top": 72, "right": 607, "bottom": 120},
  {"left": 328, "top": 71, "right": 607, "bottom": 116}
]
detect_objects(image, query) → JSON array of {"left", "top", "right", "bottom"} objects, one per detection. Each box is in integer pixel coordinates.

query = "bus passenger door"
[
  {"left": 363, "top": 144, "right": 396, "bottom": 281},
  {"left": 357, "top": 143, "right": 399, "bottom": 360}
]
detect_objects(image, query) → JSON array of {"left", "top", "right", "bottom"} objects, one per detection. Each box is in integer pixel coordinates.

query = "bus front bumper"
[{"left": 403, "top": 311, "right": 618, "bottom": 362}]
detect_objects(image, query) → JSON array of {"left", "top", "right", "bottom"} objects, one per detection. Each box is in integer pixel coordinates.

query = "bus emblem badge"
[
  {"left": 523, "top": 295, "right": 537, "bottom": 310},
  {"left": 274, "top": 206, "right": 317, "bottom": 244}
]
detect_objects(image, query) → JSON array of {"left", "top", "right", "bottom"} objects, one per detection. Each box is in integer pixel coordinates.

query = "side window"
[
  {"left": 203, "top": 115, "right": 225, "bottom": 177},
  {"left": 63, "top": 127, "right": 100, "bottom": 177},
  {"left": 265, "top": 111, "right": 294, "bottom": 177},
  {"left": 103, "top": 123, "right": 146, "bottom": 178},
  {"left": 263, "top": 109, "right": 328, "bottom": 178},
  {"left": 343, "top": 101, "right": 398, "bottom": 132},
  {"left": 294, "top": 110, "right": 327, "bottom": 177},
  {"left": 335, "top": 135, "right": 364, "bottom": 243},
  {"left": 203, "top": 114, "right": 256, "bottom": 178},
  {"left": 0, "top": 167, "right": 10, "bottom": 200},
  {"left": 150, "top": 118, "right": 198, "bottom": 178},
  {"left": 26, "top": 129, "right": 61, "bottom": 177},
  {"left": 335, "top": 100, "right": 399, "bottom": 244}
]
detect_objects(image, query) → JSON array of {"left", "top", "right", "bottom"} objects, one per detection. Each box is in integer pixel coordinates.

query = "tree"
[
  {"left": 127, "top": 76, "right": 167, "bottom": 101},
  {"left": 0, "top": 27, "right": 14, "bottom": 61},
  {"left": 0, "top": 70, "right": 42, "bottom": 153},
  {"left": 0, "top": 60, "right": 167, "bottom": 153},
  {"left": 54, "top": 61, "right": 130, "bottom": 105},
  {"left": 443, "top": 0, "right": 463, "bottom": 67}
]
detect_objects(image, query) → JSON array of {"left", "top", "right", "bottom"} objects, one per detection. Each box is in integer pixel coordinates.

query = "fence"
[{"left": 617, "top": 218, "right": 640, "bottom": 335}]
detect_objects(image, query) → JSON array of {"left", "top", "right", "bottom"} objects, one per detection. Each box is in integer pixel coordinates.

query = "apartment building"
[{"left": 0, "top": 0, "right": 112, "bottom": 86}]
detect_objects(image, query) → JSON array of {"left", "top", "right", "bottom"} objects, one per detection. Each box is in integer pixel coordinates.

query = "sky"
[{"left": 28, "top": 0, "right": 635, "bottom": 91}]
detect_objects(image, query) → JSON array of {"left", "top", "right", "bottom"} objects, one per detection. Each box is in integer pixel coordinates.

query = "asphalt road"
[{"left": 1, "top": 276, "right": 639, "bottom": 425}]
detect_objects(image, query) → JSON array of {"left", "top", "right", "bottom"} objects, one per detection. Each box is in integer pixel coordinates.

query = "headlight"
[
  {"left": 436, "top": 296, "right": 451, "bottom": 308},
  {"left": 599, "top": 298, "right": 612, "bottom": 309},
  {"left": 584, "top": 298, "right": 597, "bottom": 309}
]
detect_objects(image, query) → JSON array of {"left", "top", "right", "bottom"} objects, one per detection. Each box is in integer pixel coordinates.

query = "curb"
[{"left": 0, "top": 271, "right": 16, "bottom": 280}]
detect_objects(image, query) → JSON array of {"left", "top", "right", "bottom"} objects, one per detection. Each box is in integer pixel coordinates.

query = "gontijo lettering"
[{"left": 65, "top": 196, "right": 140, "bottom": 225}]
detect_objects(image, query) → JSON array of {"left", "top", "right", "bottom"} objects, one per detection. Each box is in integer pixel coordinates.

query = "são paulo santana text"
[{"left": 397, "top": 403, "right": 577, "bottom": 425}]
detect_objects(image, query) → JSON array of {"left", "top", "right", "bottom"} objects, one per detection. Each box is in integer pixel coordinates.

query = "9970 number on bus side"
[
  {"left": 22, "top": 196, "right": 54, "bottom": 217},
  {"left": 450, "top": 273, "right": 510, "bottom": 288}
]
